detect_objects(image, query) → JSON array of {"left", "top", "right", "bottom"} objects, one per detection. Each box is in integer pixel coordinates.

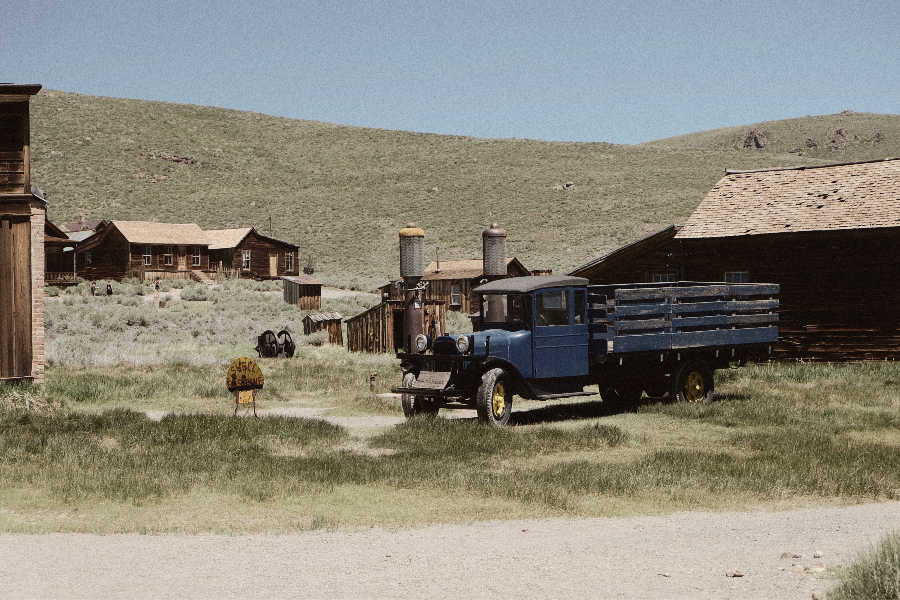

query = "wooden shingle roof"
[
  {"left": 676, "top": 158, "right": 900, "bottom": 239},
  {"left": 422, "top": 257, "right": 519, "bottom": 280},
  {"left": 205, "top": 227, "right": 252, "bottom": 250},
  {"left": 111, "top": 221, "right": 207, "bottom": 245},
  {"left": 303, "top": 312, "right": 342, "bottom": 323}
]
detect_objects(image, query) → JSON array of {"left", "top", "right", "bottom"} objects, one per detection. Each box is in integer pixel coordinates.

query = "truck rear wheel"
[
  {"left": 476, "top": 368, "right": 512, "bottom": 427},
  {"left": 670, "top": 361, "right": 714, "bottom": 403},
  {"left": 400, "top": 372, "right": 439, "bottom": 418}
]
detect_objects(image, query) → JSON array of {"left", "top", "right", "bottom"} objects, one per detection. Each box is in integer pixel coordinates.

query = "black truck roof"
[{"left": 474, "top": 275, "right": 588, "bottom": 294}]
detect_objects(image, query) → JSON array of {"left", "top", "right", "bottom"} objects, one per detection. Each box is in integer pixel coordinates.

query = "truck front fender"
[{"left": 479, "top": 358, "right": 536, "bottom": 400}]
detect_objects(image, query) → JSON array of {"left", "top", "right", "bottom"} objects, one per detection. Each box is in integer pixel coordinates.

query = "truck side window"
[
  {"left": 536, "top": 290, "right": 569, "bottom": 326},
  {"left": 574, "top": 290, "right": 585, "bottom": 324}
]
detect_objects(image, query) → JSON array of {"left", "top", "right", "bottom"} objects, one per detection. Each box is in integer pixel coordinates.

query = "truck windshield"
[{"left": 480, "top": 293, "right": 529, "bottom": 330}]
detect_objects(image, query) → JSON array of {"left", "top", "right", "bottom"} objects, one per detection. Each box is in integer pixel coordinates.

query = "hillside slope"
[{"left": 29, "top": 91, "right": 900, "bottom": 288}]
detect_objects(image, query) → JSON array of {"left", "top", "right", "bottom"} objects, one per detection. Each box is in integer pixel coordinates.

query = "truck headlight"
[
  {"left": 456, "top": 335, "right": 470, "bottom": 354},
  {"left": 415, "top": 333, "right": 429, "bottom": 352}
]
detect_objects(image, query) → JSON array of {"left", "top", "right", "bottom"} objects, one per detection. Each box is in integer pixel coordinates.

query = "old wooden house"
[
  {"left": 206, "top": 227, "right": 299, "bottom": 280},
  {"left": 571, "top": 159, "right": 900, "bottom": 361},
  {"left": 303, "top": 312, "right": 343, "bottom": 345},
  {"left": 75, "top": 220, "right": 211, "bottom": 281},
  {"left": 44, "top": 216, "right": 78, "bottom": 286},
  {"left": 1, "top": 83, "right": 45, "bottom": 383},
  {"left": 347, "top": 299, "right": 447, "bottom": 353},
  {"left": 282, "top": 274, "right": 322, "bottom": 310},
  {"left": 379, "top": 257, "right": 530, "bottom": 314}
]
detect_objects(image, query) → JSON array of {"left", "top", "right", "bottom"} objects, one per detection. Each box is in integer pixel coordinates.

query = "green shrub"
[
  {"left": 181, "top": 285, "right": 209, "bottom": 301},
  {"left": 829, "top": 532, "right": 900, "bottom": 600}
]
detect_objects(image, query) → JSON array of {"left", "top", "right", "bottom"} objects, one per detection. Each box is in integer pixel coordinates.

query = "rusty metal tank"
[
  {"left": 399, "top": 223, "right": 425, "bottom": 280},
  {"left": 482, "top": 223, "right": 507, "bottom": 278}
]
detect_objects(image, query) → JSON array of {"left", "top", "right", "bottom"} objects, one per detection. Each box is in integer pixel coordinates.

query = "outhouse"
[{"left": 302, "top": 312, "right": 343, "bottom": 346}]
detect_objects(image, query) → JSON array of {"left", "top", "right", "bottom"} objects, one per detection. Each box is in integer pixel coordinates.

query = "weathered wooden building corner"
[{"left": 0, "top": 84, "right": 45, "bottom": 383}]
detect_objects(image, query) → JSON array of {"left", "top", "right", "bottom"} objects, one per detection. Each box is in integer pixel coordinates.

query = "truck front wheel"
[
  {"left": 400, "top": 372, "right": 440, "bottom": 418},
  {"left": 476, "top": 368, "right": 512, "bottom": 427},
  {"left": 670, "top": 361, "right": 714, "bottom": 403}
]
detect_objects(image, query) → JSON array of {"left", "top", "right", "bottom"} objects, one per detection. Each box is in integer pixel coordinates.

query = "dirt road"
[{"left": 2, "top": 502, "right": 897, "bottom": 599}]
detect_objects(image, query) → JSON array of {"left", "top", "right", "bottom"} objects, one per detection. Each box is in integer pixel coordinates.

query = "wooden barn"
[
  {"left": 303, "top": 312, "right": 343, "bottom": 345},
  {"left": 75, "top": 220, "right": 212, "bottom": 281},
  {"left": 571, "top": 158, "right": 900, "bottom": 361},
  {"left": 206, "top": 227, "right": 299, "bottom": 280},
  {"left": 570, "top": 225, "right": 682, "bottom": 284},
  {"left": 282, "top": 274, "right": 322, "bottom": 310},
  {"left": 378, "top": 257, "right": 530, "bottom": 314},
  {"left": 0, "top": 83, "right": 45, "bottom": 383},
  {"left": 346, "top": 299, "right": 447, "bottom": 353}
]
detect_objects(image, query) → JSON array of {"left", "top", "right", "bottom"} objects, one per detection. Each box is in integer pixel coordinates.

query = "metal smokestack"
[
  {"left": 399, "top": 223, "right": 425, "bottom": 353},
  {"left": 482, "top": 223, "right": 507, "bottom": 322},
  {"left": 482, "top": 223, "right": 507, "bottom": 277}
]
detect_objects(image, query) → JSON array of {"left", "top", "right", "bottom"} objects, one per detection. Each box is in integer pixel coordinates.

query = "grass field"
[
  {"left": 1, "top": 282, "right": 897, "bottom": 533},
  {"left": 29, "top": 90, "right": 900, "bottom": 288}
]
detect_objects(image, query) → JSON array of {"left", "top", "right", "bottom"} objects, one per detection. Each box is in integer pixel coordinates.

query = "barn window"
[
  {"left": 163, "top": 247, "right": 174, "bottom": 266},
  {"left": 78, "top": 251, "right": 92, "bottom": 266},
  {"left": 143, "top": 246, "right": 152, "bottom": 266},
  {"left": 725, "top": 271, "right": 750, "bottom": 283},
  {"left": 285, "top": 251, "right": 294, "bottom": 272},
  {"left": 242, "top": 250, "right": 251, "bottom": 270},
  {"left": 650, "top": 271, "right": 677, "bottom": 283},
  {"left": 191, "top": 247, "right": 201, "bottom": 266},
  {"left": 450, "top": 285, "right": 462, "bottom": 306}
]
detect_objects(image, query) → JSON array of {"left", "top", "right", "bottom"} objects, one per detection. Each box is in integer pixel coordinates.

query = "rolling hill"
[{"left": 29, "top": 90, "right": 900, "bottom": 288}]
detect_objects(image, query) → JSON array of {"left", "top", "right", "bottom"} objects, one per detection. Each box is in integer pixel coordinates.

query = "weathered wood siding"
[
  {"left": 76, "top": 227, "right": 130, "bottom": 280},
  {"left": 214, "top": 231, "right": 299, "bottom": 280},
  {"left": 283, "top": 280, "right": 322, "bottom": 310},
  {"left": 0, "top": 216, "right": 32, "bottom": 378},
  {"left": 585, "top": 227, "right": 900, "bottom": 360},
  {"left": 0, "top": 102, "right": 28, "bottom": 194},
  {"left": 347, "top": 300, "right": 447, "bottom": 353},
  {"left": 126, "top": 244, "right": 211, "bottom": 279},
  {"left": 573, "top": 229, "right": 681, "bottom": 284},
  {"left": 303, "top": 318, "right": 343, "bottom": 345},
  {"left": 679, "top": 229, "right": 900, "bottom": 361}
]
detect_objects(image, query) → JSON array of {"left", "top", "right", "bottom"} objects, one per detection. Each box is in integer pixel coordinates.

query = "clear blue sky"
[{"left": 4, "top": 0, "right": 898, "bottom": 143}]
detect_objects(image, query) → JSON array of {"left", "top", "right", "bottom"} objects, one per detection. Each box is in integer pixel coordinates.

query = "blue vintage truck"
[{"left": 392, "top": 275, "right": 779, "bottom": 426}]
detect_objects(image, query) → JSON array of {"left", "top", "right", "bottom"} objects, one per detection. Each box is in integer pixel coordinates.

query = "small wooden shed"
[
  {"left": 346, "top": 299, "right": 447, "bottom": 353},
  {"left": 282, "top": 275, "right": 322, "bottom": 310},
  {"left": 302, "top": 312, "right": 343, "bottom": 345}
]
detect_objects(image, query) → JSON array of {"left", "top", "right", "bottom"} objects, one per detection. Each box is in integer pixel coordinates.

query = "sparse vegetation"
[
  {"left": 29, "top": 90, "right": 900, "bottom": 288},
  {"left": 829, "top": 532, "right": 900, "bottom": 600},
  {"left": 6, "top": 282, "right": 891, "bottom": 532}
]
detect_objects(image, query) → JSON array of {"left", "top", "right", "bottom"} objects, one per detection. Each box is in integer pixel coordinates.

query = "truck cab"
[{"left": 393, "top": 276, "right": 598, "bottom": 425}]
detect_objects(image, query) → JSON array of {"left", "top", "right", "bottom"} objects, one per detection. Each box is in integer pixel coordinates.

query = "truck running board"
[{"left": 534, "top": 390, "right": 599, "bottom": 400}]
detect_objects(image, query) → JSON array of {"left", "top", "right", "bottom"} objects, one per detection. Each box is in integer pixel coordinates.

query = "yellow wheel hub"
[
  {"left": 492, "top": 381, "right": 506, "bottom": 418},
  {"left": 683, "top": 371, "right": 706, "bottom": 402}
]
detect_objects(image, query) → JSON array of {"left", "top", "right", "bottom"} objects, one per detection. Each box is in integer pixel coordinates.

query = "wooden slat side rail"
[
  {"left": 613, "top": 318, "right": 670, "bottom": 332},
  {"left": 727, "top": 284, "right": 780, "bottom": 297}
]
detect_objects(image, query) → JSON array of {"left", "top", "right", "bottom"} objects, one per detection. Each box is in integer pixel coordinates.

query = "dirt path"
[{"left": 2, "top": 502, "right": 897, "bottom": 599}]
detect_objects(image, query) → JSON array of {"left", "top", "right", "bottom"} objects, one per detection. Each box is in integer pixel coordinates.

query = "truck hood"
[{"left": 469, "top": 329, "right": 531, "bottom": 361}]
